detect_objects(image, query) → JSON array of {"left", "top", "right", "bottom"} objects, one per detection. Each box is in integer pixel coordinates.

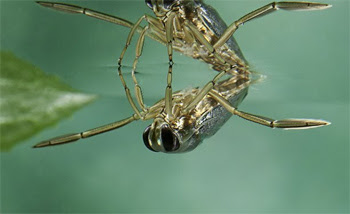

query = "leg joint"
[{"left": 272, "top": 2, "right": 276, "bottom": 9}]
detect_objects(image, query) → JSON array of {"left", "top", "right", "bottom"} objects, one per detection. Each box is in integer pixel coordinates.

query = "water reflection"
[{"left": 0, "top": 0, "right": 348, "bottom": 213}]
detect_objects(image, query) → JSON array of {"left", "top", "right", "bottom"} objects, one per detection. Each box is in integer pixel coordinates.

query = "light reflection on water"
[{"left": 0, "top": 0, "right": 348, "bottom": 213}]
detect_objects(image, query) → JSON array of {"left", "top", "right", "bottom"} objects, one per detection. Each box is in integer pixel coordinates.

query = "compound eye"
[
  {"left": 143, "top": 126, "right": 158, "bottom": 152},
  {"left": 145, "top": 0, "right": 153, "bottom": 9},
  {"left": 161, "top": 126, "right": 180, "bottom": 152}
]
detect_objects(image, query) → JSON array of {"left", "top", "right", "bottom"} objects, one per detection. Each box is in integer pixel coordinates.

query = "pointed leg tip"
[
  {"left": 310, "top": 119, "right": 331, "bottom": 127},
  {"left": 304, "top": 119, "right": 331, "bottom": 129},
  {"left": 322, "top": 4, "right": 332, "bottom": 10},
  {"left": 306, "top": 119, "right": 331, "bottom": 129},
  {"left": 275, "top": 119, "right": 331, "bottom": 130},
  {"left": 306, "top": 3, "right": 332, "bottom": 11},
  {"left": 316, "top": 3, "right": 332, "bottom": 10},
  {"left": 36, "top": 1, "right": 47, "bottom": 5},
  {"left": 32, "top": 141, "right": 50, "bottom": 148},
  {"left": 322, "top": 120, "right": 331, "bottom": 126},
  {"left": 36, "top": 1, "right": 53, "bottom": 8}
]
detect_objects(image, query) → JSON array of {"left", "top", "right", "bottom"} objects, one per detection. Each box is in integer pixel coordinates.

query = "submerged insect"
[{"left": 33, "top": 1, "right": 331, "bottom": 153}]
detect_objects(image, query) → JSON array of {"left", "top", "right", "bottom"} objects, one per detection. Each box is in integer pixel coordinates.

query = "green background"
[{"left": 1, "top": 0, "right": 348, "bottom": 213}]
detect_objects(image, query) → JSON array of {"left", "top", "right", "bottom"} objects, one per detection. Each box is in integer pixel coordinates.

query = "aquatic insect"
[
  {"left": 33, "top": 1, "right": 331, "bottom": 153},
  {"left": 33, "top": 73, "right": 329, "bottom": 153}
]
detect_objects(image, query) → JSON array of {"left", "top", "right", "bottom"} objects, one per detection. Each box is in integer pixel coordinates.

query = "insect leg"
[
  {"left": 213, "top": 1, "right": 331, "bottom": 50},
  {"left": 164, "top": 13, "right": 176, "bottom": 119},
  {"left": 36, "top": 1, "right": 167, "bottom": 44},
  {"left": 118, "top": 14, "right": 166, "bottom": 65},
  {"left": 36, "top": 1, "right": 136, "bottom": 28},
  {"left": 127, "top": 17, "right": 168, "bottom": 112},
  {"left": 132, "top": 25, "right": 150, "bottom": 112},
  {"left": 118, "top": 15, "right": 147, "bottom": 66},
  {"left": 185, "top": 21, "right": 227, "bottom": 65},
  {"left": 33, "top": 115, "right": 138, "bottom": 148},
  {"left": 117, "top": 15, "right": 158, "bottom": 118},
  {"left": 182, "top": 70, "right": 228, "bottom": 113},
  {"left": 208, "top": 90, "right": 330, "bottom": 129},
  {"left": 130, "top": 15, "right": 178, "bottom": 113},
  {"left": 118, "top": 66, "right": 144, "bottom": 119}
]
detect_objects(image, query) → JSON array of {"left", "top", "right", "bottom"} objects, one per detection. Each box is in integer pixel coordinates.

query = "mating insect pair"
[{"left": 34, "top": 0, "right": 331, "bottom": 153}]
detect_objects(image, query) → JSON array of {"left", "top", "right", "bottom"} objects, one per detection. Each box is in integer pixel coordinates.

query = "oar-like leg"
[
  {"left": 35, "top": 1, "right": 170, "bottom": 120},
  {"left": 177, "top": 2, "right": 331, "bottom": 71},
  {"left": 213, "top": 1, "right": 331, "bottom": 50},
  {"left": 33, "top": 115, "right": 137, "bottom": 148},
  {"left": 36, "top": 1, "right": 136, "bottom": 29},
  {"left": 209, "top": 90, "right": 330, "bottom": 129}
]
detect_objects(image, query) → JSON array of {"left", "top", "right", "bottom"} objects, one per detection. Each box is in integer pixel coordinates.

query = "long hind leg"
[
  {"left": 208, "top": 90, "right": 330, "bottom": 129},
  {"left": 35, "top": 1, "right": 166, "bottom": 44},
  {"left": 33, "top": 115, "right": 137, "bottom": 148},
  {"left": 213, "top": 1, "right": 331, "bottom": 50}
]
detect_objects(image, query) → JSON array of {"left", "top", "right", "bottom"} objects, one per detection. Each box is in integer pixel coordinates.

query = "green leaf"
[{"left": 0, "top": 51, "right": 96, "bottom": 151}]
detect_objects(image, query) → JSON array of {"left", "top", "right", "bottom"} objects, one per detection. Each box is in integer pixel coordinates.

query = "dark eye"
[
  {"left": 143, "top": 126, "right": 158, "bottom": 152},
  {"left": 145, "top": 0, "right": 153, "bottom": 9},
  {"left": 161, "top": 126, "right": 180, "bottom": 152}
]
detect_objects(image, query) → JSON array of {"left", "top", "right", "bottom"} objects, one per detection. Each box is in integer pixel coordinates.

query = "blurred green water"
[{"left": 0, "top": 0, "right": 348, "bottom": 213}]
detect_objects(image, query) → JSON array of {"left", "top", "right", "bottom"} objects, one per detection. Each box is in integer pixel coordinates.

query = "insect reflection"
[{"left": 34, "top": 1, "right": 330, "bottom": 153}]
